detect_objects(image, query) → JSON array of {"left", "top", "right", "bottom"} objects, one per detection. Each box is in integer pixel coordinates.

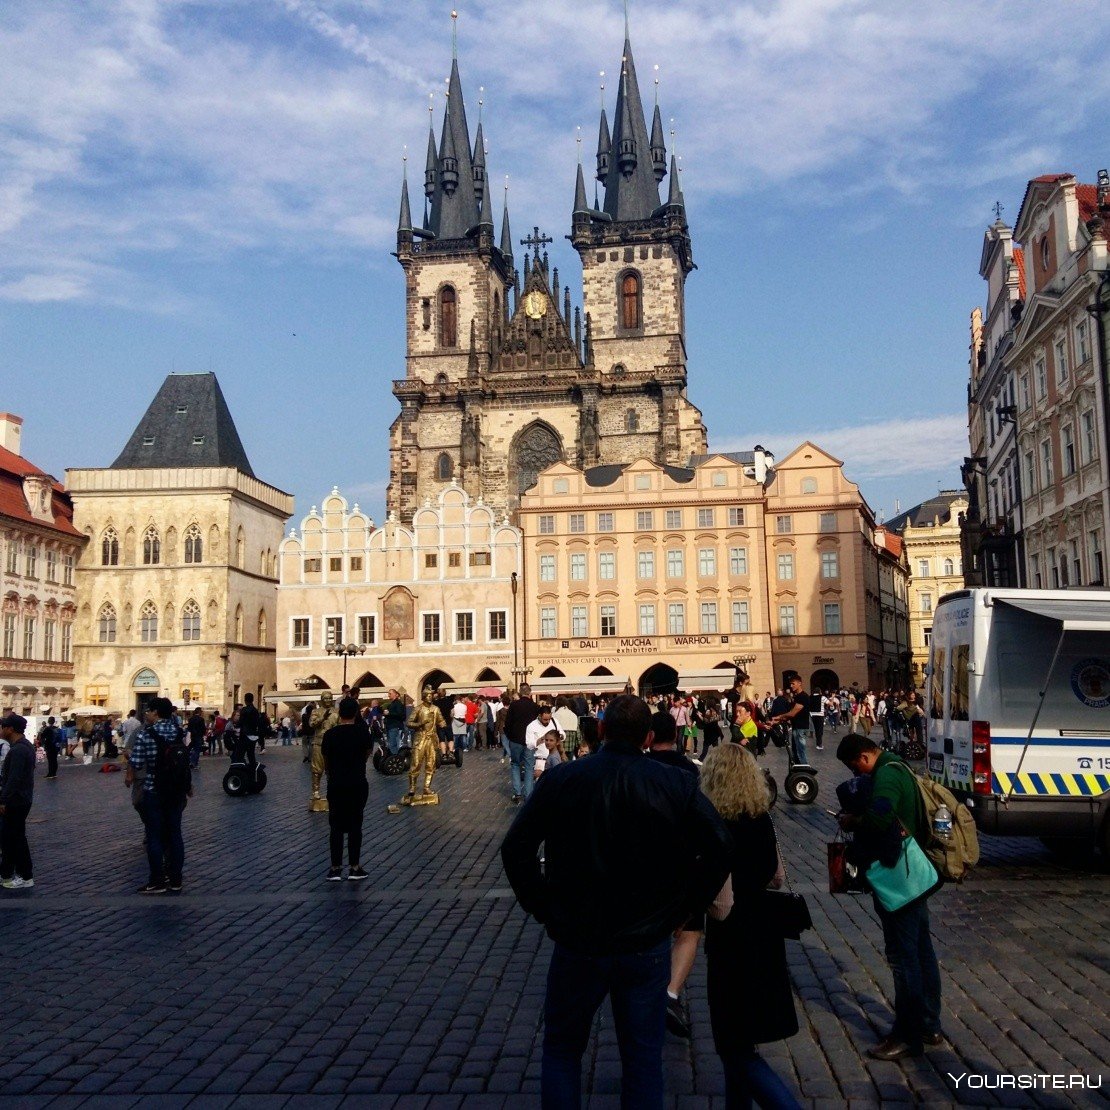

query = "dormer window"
[
  {"left": 192, "top": 435, "right": 205, "bottom": 445},
  {"left": 176, "top": 406, "right": 188, "bottom": 414},
  {"left": 142, "top": 435, "right": 155, "bottom": 446}
]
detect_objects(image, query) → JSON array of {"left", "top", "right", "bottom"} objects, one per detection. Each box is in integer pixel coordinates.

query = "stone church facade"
[{"left": 388, "top": 33, "right": 707, "bottom": 523}]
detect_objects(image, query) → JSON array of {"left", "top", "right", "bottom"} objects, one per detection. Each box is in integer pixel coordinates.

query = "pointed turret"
[
  {"left": 424, "top": 128, "right": 437, "bottom": 199},
  {"left": 427, "top": 57, "right": 480, "bottom": 239},
  {"left": 398, "top": 173, "right": 413, "bottom": 234},
  {"left": 650, "top": 104, "right": 667, "bottom": 183},
  {"left": 666, "top": 154, "right": 683, "bottom": 209},
  {"left": 473, "top": 122, "right": 486, "bottom": 205},
  {"left": 573, "top": 162, "right": 590, "bottom": 215},
  {"left": 500, "top": 199, "right": 513, "bottom": 263},
  {"left": 439, "top": 108, "right": 459, "bottom": 195},
  {"left": 478, "top": 167, "right": 494, "bottom": 229},
  {"left": 596, "top": 108, "right": 611, "bottom": 183},
  {"left": 600, "top": 37, "right": 660, "bottom": 221}
]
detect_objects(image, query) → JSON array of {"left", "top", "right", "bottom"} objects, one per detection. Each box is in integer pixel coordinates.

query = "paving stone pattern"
[{"left": 0, "top": 736, "right": 1107, "bottom": 1108}]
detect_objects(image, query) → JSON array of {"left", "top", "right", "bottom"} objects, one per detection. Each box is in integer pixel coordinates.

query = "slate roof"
[
  {"left": 111, "top": 373, "right": 255, "bottom": 476},
  {"left": 584, "top": 462, "right": 696, "bottom": 487},
  {"left": 688, "top": 452, "right": 756, "bottom": 467},
  {"left": 886, "top": 490, "right": 965, "bottom": 533},
  {"left": 0, "top": 444, "right": 81, "bottom": 537}
]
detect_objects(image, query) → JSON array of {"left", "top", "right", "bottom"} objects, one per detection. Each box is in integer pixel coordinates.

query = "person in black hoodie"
[
  {"left": 0, "top": 714, "right": 36, "bottom": 889},
  {"left": 502, "top": 695, "right": 731, "bottom": 1110},
  {"left": 235, "top": 693, "right": 263, "bottom": 770}
]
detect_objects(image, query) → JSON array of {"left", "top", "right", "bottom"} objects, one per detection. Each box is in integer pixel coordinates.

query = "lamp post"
[{"left": 325, "top": 642, "right": 365, "bottom": 688}]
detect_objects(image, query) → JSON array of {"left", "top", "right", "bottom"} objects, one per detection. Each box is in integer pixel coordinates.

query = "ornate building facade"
[
  {"left": 275, "top": 486, "right": 521, "bottom": 709},
  {"left": 387, "top": 33, "right": 706, "bottom": 522},
  {"left": 0, "top": 414, "right": 84, "bottom": 718},
  {"left": 67, "top": 374, "right": 293, "bottom": 715}
]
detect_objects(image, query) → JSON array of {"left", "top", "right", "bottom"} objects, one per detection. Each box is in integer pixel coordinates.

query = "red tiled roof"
[
  {"left": 1012, "top": 246, "right": 1027, "bottom": 300},
  {"left": 1077, "top": 183, "right": 1099, "bottom": 224},
  {"left": 0, "top": 444, "right": 82, "bottom": 538},
  {"left": 1031, "top": 173, "right": 1071, "bottom": 184}
]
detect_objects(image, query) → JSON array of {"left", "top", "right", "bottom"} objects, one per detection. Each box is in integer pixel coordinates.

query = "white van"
[{"left": 927, "top": 588, "right": 1110, "bottom": 856}]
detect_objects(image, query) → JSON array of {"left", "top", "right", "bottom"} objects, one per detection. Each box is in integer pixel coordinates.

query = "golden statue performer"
[
  {"left": 308, "top": 691, "right": 340, "bottom": 812},
  {"left": 401, "top": 686, "right": 445, "bottom": 807}
]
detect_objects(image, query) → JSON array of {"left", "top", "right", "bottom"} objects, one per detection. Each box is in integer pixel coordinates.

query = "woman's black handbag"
[{"left": 766, "top": 818, "right": 812, "bottom": 939}]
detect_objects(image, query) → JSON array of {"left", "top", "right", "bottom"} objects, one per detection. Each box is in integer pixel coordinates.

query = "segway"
[
  {"left": 783, "top": 737, "right": 818, "bottom": 804},
  {"left": 222, "top": 739, "right": 267, "bottom": 797},
  {"left": 436, "top": 746, "right": 463, "bottom": 769},
  {"left": 372, "top": 732, "right": 412, "bottom": 776}
]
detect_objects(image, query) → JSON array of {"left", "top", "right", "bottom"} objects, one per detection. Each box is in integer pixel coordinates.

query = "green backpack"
[{"left": 895, "top": 763, "right": 980, "bottom": 883}]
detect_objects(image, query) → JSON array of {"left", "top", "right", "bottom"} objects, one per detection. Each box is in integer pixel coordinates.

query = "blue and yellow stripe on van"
[{"left": 992, "top": 771, "right": 1110, "bottom": 797}]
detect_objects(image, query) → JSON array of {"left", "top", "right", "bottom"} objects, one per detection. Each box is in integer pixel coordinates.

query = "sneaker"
[
  {"left": 347, "top": 867, "right": 369, "bottom": 881},
  {"left": 167, "top": 880, "right": 182, "bottom": 893},
  {"left": 665, "top": 995, "right": 691, "bottom": 1039},
  {"left": 327, "top": 867, "right": 343, "bottom": 882},
  {"left": 690, "top": 757, "right": 703, "bottom": 765},
  {"left": 922, "top": 1031, "right": 945, "bottom": 1047},
  {"left": 137, "top": 882, "right": 167, "bottom": 895},
  {"left": 511, "top": 794, "right": 521, "bottom": 804},
  {"left": 2, "top": 877, "right": 27, "bottom": 890}
]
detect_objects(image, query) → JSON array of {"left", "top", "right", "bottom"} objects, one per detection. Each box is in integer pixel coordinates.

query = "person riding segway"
[
  {"left": 223, "top": 694, "right": 268, "bottom": 797},
  {"left": 770, "top": 673, "right": 819, "bottom": 804}
]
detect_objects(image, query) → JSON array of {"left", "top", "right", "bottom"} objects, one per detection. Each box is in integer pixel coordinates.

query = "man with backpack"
[
  {"left": 835, "top": 733, "right": 943, "bottom": 1060},
  {"left": 126, "top": 697, "right": 192, "bottom": 894},
  {"left": 38, "top": 716, "right": 61, "bottom": 779}
]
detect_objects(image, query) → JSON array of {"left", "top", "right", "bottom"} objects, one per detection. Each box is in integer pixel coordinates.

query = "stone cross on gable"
[{"left": 520, "top": 226, "right": 553, "bottom": 254}]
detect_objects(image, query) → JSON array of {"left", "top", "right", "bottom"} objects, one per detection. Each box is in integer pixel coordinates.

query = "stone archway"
[
  {"left": 510, "top": 421, "right": 563, "bottom": 499},
  {"left": 810, "top": 668, "right": 839, "bottom": 692},
  {"left": 639, "top": 663, "right": 679, "bottom": 697}
]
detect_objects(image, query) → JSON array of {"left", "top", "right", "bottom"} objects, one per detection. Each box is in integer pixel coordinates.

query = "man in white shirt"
[
  {"left": 525, "top": 705, "right": 566, "bottom": 775},
  {"left": 553, "top": 700, "right": 579, "bottom": 752}
]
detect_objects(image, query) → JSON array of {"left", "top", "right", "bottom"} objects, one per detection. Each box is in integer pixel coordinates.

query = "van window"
[
  {"left": 950, "top": 644, "right": 969, "bottom": 721},
  {"left": 931, "top": 648, "right": 946, "bottom": 719}
]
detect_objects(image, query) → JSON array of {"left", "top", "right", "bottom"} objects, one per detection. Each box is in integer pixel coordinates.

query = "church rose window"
[
  {"left": 440, "top": 286, "right": 458, "bottom": 347},
  {"left": 511, "top": 424, "right": 563, "bottom": 498}
]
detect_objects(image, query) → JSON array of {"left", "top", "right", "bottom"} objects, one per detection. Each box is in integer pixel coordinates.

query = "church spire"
[
  {"left": 600, "top": 35, "right": 661, "bottom": 221},
  {"left": 500, "top": 183, "right": 513, "bottom": 261},
  {"left": 650, "top": 103, "right": 667, "bottom": 184},
  {"left": 596, "top": 71, "right": 611, "bottom": 183},
  {"left": 398, "top": 157, "right": 413, "bottom": 234},
  {"left": 424, "top": 119, "right": 437, "bottom": 200},
  {"left": 573, "top": 161, "right": 590, "bottom": 215},
  {"left": 666, "top": 154, "right": 684, "bottom": 209}
]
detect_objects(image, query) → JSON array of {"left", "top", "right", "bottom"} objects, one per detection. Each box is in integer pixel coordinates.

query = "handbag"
[
  {"left": 867, "top": 822, "right": 939, "bottom": 912},
  {"left": 828, "top": 831, "right": 868, "bottom": 894},
  {"left": 765, "top": 818, "right": 812, "bottom": 939}
]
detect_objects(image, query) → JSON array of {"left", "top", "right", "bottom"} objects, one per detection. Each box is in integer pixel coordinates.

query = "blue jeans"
[
  {"left": 386, "top": 726, "right": 403, "bottom": 755},
  {"left": 875, "top": 895, "right": 942, "bottom": 1048},
  {"left": 140, "top": 791, "right": 186, "bottom": 885},
  {"left": 722, "top": 1049, "right": 802, "bottom": 1109},
  {"left": 501, "top": 732, "right": 511, "bottom": 758},
  {"left": 508, "top": 741, "right": 535, "bottom": 797},
  {"left": 790, "top": 728, "right": 808, "bottom": 764},
  {"left": 542, "top": 938, "right": 669, "bottom": 1110}
]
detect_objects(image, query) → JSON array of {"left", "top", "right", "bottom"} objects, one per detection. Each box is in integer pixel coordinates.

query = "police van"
[{"left": 927, "top": 588, "right": 1110, "bottom": 857}]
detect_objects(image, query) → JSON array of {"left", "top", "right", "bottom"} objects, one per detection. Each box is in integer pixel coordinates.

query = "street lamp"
[
  {"left": 510, "top": 571, "right": 520, "bottom": 680},
  {"left": 325, "top": 642, "right": 365, "bottom": 688},
  {"left": 733, "top": 653, "right": 756, "bottom": 676}
]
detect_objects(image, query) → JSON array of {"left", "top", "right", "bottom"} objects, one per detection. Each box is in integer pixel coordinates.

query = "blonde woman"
[{"left": 700, "top": 744, "right": 801, "bottom": 1109}]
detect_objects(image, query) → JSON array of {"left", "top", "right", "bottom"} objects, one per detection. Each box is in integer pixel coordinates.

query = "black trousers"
[
  {"left": 0, "top": 802, "right": 32, "bottom": 880},
  {"left": 46, "top": 747, "right": 58, "bottom": 777},
  {"left": 328, "top": 785, "right": 368, "bottom": 867}
]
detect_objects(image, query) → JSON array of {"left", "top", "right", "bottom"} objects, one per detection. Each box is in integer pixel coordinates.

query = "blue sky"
[{"left": 3, "top": 0, "right": 1109, "bottom": 526}]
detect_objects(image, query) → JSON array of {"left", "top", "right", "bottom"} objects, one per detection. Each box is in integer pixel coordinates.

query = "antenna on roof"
[
  {"left": 451, "top": 9, "right": 458, "bottom": 59},
  {"left": 624, "top": 0, "right": 630, "bottom": 38}
]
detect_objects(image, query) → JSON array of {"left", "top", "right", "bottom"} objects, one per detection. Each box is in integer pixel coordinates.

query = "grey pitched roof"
[
  {"left": 428, "top": 59, "right": 480, "bottom": 240},
  {"left": 688, "top": 451, "right": 755, "bottom": 466},
  {"left": 584, "top": 462, "right": 695, "bottom": 487},
  {"left": 886, "top": 490, "right": 966, "bottom": 533},
  {"left": 601, "top": 38, "right": 662, "bottom": 222},
  {"left": 111, "top": 373, "right": 255, "bottom": 476}
]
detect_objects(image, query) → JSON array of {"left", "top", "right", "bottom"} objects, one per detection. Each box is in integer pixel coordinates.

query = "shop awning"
[
  {"left": 676, "top": 669, "right": 738, "bottom": 692},
  {"left": 527, "top": 675, "right": 631, "bottom": 695},
  {"left": 995, "top": 596, "right": 1110, "bottom": 633}
]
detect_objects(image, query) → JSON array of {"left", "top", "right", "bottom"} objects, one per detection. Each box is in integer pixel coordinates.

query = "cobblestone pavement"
[{"left": 0, "top": 735, "right": 1107, "bottom": 1109}]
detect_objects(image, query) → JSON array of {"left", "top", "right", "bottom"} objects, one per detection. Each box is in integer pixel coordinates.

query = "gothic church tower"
[{"left": 387, "top": 26, "right": 706, "bottom": 523}]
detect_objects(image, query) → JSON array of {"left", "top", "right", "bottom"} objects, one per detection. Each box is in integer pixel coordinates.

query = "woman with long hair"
[{"left": 700, "top": 744, "right": 802, "bottom": 1109}]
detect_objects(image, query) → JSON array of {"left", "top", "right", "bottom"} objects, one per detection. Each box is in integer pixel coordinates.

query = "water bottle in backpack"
[{"left": 932, "top": 803, "right": 953, "bottom": 840}]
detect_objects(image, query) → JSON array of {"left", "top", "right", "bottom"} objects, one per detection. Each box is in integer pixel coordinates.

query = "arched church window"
[
  {"left": 101, "top": 529, "right": 119, "bottom": 566},
  {"left": 142, "top": 526, "right": 160, "bottom": 565},
  {"left": 235, "top": 604, "right": 244, "bottom": 642},
  {"left": 184, "top": 524, "right": 202, "bottom": 564},
  {"left": 139, "top": 600, "right": 158, "bottom": 643},
  {"left": 258, "top": 609, "right": 268, "bottom": 647},
  {"left": 493, "top": 290, "right": 502, "bottom": 323},
  {"left": 181, "top": 599, "right": 201, "bottom": 641},
  {"left": 436, "top": 453, "right": 454, "bottom": 481},
  {"left": 620, "top": 272, "right": 641, "bottom": 331},
  {"left": 440, "top": 286, "right": 458, "bottom": 348},
  {"left": 98, "top": 604, "right": 117, "bottom": 643},
  {"left": 236, "top": 527, "right": 245, "bottom": 569},
  {"left": 626, "top": 409, "right": 640, "bottom": 433},
  {"left": 511, "top": 423, "right": 563, "bottom": 498}
]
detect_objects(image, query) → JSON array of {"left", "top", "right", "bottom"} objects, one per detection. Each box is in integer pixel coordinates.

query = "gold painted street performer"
[
  {"left": 403, "top": 687, "right": 445, "bottom": 806},
  {"left": 308, "top": 691, "right": 340, "bottom": 812}
]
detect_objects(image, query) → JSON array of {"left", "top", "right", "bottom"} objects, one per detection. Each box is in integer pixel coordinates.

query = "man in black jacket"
[
  {"left": 503, "top": 684, "right": 541, "bottom": 803},
  {"left": 501, "top": 695, "right": 731, "bottom": 1110},
  {"left": 0, "top": 714, "right": 36, "bottom": 889},
  {"left": 236, "top": 693, "right": 263, "bottom": 770}
]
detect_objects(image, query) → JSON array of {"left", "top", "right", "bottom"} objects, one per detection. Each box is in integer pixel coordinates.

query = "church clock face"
[{"left": 523, "top": 291, "right": 547, "bottom": 319}]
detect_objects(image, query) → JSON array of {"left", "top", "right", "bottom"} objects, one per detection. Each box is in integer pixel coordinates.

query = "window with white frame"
[
  {"left": 63, "top": 553, "right": 74, "bottom": 585},
  {"left": 666, "top": 549, "right": 684, "bottom": 577},
  {"left": 777, "top": 553, "right": 794, "bottom": 580},
  {"left": 775, "top": 515, "right": 792, "bottom": 534},
  {"left": 697, "top": 507, "right": 715, "bottom": 528},
  {"left": 597, "top": 512, "right": 614, "bottom": 532},
  {"left": 422, "top": 612, "right": 441, "bottom": 643},
  {"left": 540, "top": 607, "right": 557, "bottom": 638},
  {"left": 917, "top": 558, "right": 930, "bottom": 577},
  {"left": 731, "top": 600, "right": 750, "bottom": 633},
  {"left": 1041, "top": 439, "right": 1053, "bottom": 486},
  {"left": 1019, "top": 373, "right": 1030, "bottom": 410},
  {"left": 921, "top": 592, "right": 933, "bottom": 613},
  {"left": 1082, "top": 410, "right": 1097, "bottom": 465},
  {"left": 292, "top": 616, "right": 310, "bottom": 648},
  {"left": 1070, "top": 540, "right": 1082, "bottom": 587},
  {"left": 1062, "top": 424, "right": 1076, "bottom": 476},
  {"left": 1055, "top": 338, "right": 1068, "bottom": 383},
  {"left": 2, "top": 613, "right": 14, "bottom": 656},
  {"left": 943, "top": 557, "right": 954, "bottom": 576},
  {"left": 728, "top": 507, "right": 746, "bottom": 526},
  {"left": 358, "top": 615, "right": 376, "bottom": 646},
  {"left": 700, "top": 601, "right": 718, "bottom": 633},
  {"left": 98, "top": 604, "right": 116, "bottom": 643},
  {"left": 1077, "top": 320, "right": 1090, "bottom": 364},
  {"left": 1048, "top": 548, "right": 1059, "bottom": 588},
  {"left": 184, "top": 524, "right": 202, "bottom": 563},
  {"left": 635, "top": 510, "right": 654, "bottom": 531},
  {"left": 667, "top": 602, "right": 685, "bottom": 634},
  {"left": 698, "top": 548, "right": 717, "bottom": 576},
  {"left": 44, "top": 618, "right": 55, "bottom": 660},
  {"left": 665, "top": 509, "right": 683, "bottom": 529},
  {"left": 538, "top": 514, "right": 555, "bottom": 535},
  {"left": 819, "top": 512, "right": 837, "bottom": 532},
  {"left": 600, "top": 605, "right": 616, "bottom": 636},
  {"left": 598, "top": 550, "right": 616, "bottom": 579},
  {"left": 637, "top": 550, "right": 655, "bottom": 578},
  {"left": 46, "top": 549, "right": 57, "bottom": 582},
  {"left": 139, "top": 601, "right": 158, "bottom": 643},
  {"left": 489, "top": 610, "right": 507, "bottom": 640},
  {"left": 25, "top": 545, "right": 37, "bottom": 578},
  {"left": 180, "top": 600, "right": 201, "bottom": 642},
  {"left": 4, "top": 541, "right": 17, "bottom": 575},
  {"left": 638, "top": 604, "right": 656, "bottom": 635},
  {"left": 729, "top": 547, "right": 748, "bottom": 575},
  {"left": 539, "top": 554, "right": 556, "bottom": 581},
  {"left": 1035, "top": 357, "right": 1047, "bottom": 399},
  {"left": 1031, "top": 553, "right": 1042, "bottom": 589},
  {"left": 1090, "top": 531, "right": 1104, "bottom": 584},
  {"left": 61, "top": 621, "right": 72, "bottom": 663},
  {"left": 324, "top": 616, "right": 343, "bottom": 647},
  {"left": 569, "top": 552, "right": 587, "bottom": 581},
  {"left": 823, "top": 603, "right": 842, "bottom": 635},
  {"left": 142, "top": 526, "right": 160, "bottom": 565},
  {"left": 569, "top": 512, "right": 585, "bottom": 534},
  {"left": 571, "top": 606, "right": 588, "bottom": 637},
  {"left": 1024, "top": 450, "right": 1036, "bottom": 493},
  {"left": 821, "top": 551, "right": 839, "bottom": 578},
  {"left": 778, "top": 605, "right": 796, "bottom": 635},
  {"left": 455, "top": 611, "right": 474, "bottom": 642},
  {"left": 22, "top": 616, "right": 35, "bottom": 658}
]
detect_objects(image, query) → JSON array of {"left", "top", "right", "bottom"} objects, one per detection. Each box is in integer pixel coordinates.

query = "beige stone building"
[
  {"left": 889, "top": 492, "right": 967, "bottom": 687},
  {"left": 515, "top": 445, "right": 910, "bottom": 696},
  {"left": 388, "top": 34, "right": 705, "bottom": 522},
  {"left": 275, "top": 485, "right": 521, "bottom": 711},
  {"left": 67, "top": 374, "right": 292, "bottom": 715},
  {"left": 0, "top": 413, "right": 84, "bottom": 718}
]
